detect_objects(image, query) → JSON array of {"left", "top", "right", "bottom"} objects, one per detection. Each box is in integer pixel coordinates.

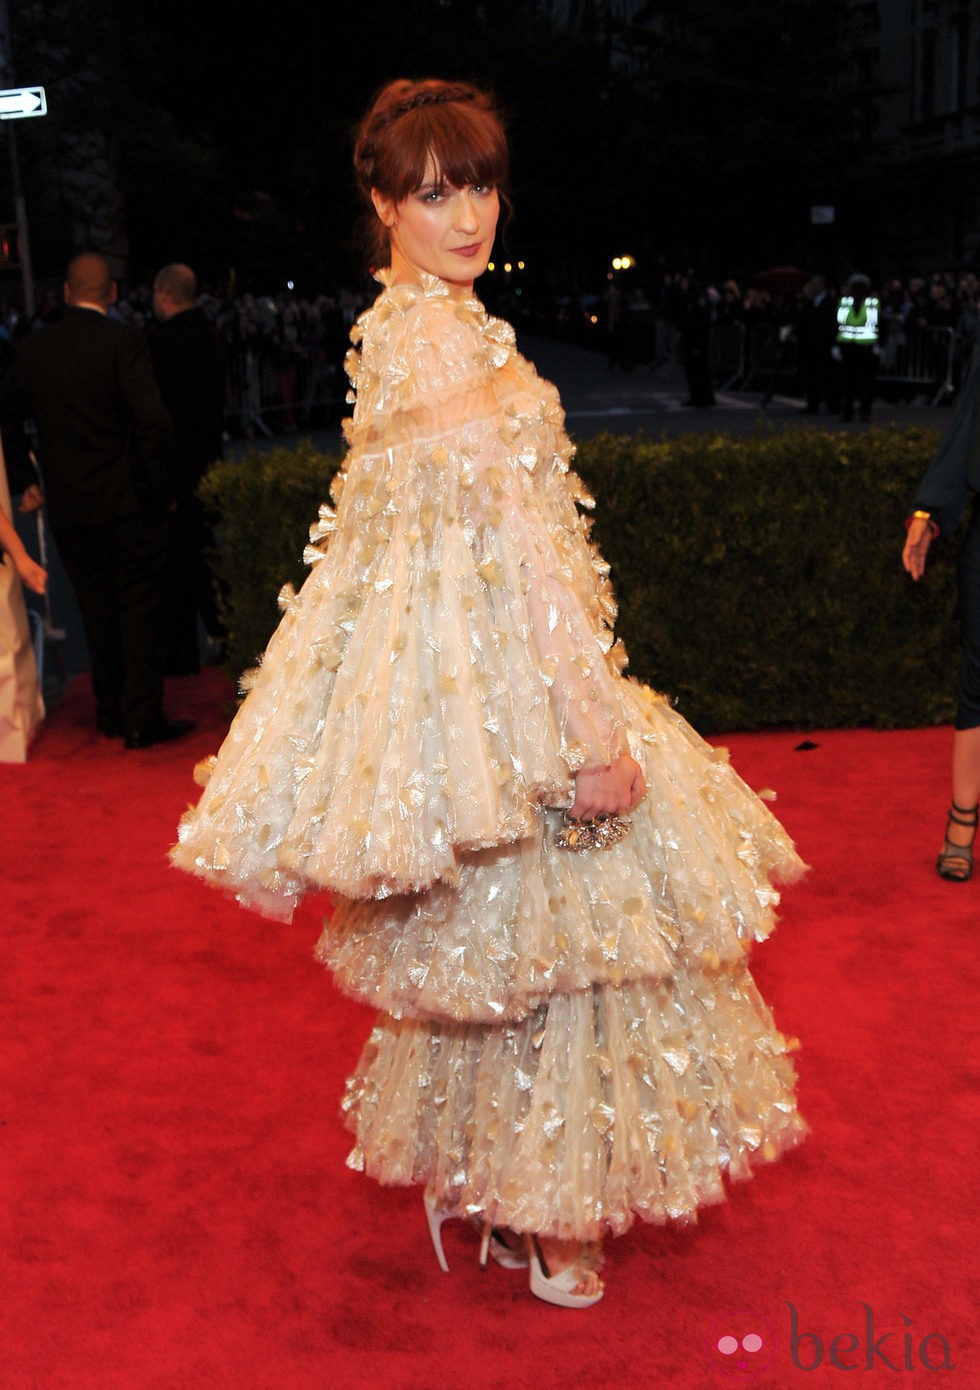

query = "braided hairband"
[{"left": 382, "top": 86, "right": 479, "bottom": 125}]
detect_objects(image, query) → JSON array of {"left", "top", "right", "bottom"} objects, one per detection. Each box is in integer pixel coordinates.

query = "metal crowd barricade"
[
  {"left": 225, "top": 346, "right": 272, "bottom": 438},
  {"left": 223, "top": 320, "right": 958, "bottom": 429},
  {"left": 722, "top": 321, "right": 799, "bottom": 396},
  {"left": 223, "top": 344, "right": 345, "bottom": 439},
  {"left": 874, "top": 326, "right": 955, "bottom": 405},
  {"left": 709, "top": 322, "right": 747, "bottom": 389},
  {"left": 708, "top": 320, "right": 955, "bottom": 406}
]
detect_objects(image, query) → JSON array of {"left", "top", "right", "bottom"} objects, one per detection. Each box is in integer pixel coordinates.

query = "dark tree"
[{"left": 0, "top": 0, "right": 872, "bottom": 303}]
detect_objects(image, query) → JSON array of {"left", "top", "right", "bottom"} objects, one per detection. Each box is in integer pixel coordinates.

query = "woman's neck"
[{"left": 386, "top": 251, "right": 473, "bottom": 299}]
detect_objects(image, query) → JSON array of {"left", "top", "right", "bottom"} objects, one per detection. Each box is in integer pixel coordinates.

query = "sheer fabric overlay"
[{"left": 172, "top": 272, "right": 808, "bottom": 1240}]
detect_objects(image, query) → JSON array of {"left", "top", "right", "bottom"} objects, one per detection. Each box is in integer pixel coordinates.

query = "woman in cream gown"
[
  {"left": 172, "top": 78, "right": 807, "bottom": 1308},
  {"left": 0, "top": 442, "right": 46, "bottom": 761}
]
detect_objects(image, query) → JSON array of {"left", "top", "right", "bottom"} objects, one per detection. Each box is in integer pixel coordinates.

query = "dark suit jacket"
[
  {"left": 148, "top": 305, "right": 227, "bottom": 496},
  {"left": 0, "top": 306, "right": 177, "bottom": 528}
]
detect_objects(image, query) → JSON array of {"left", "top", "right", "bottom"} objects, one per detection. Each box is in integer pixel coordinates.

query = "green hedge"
[
  {"left": 199, "top": 440, "right": 343, "bottom": 687},
  {"left": 199, "top": 423, "right": 962, "bottom": 733}
]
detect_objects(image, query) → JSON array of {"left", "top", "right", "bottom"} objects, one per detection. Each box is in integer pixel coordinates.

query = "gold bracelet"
[{"left": 912, "top": 510, "right": 932, "bottom": 521}]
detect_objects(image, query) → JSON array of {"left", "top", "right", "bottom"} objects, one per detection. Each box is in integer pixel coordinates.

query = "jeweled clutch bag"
[{"left": 554, "top": 814, "right": 632, "bottom": 852}]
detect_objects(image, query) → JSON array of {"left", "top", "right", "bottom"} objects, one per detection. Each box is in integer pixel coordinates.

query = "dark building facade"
[{"left": 851, "top": 0, "right": 980, "bottom": 272}]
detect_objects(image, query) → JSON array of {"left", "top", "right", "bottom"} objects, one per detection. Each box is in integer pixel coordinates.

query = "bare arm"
[{"left": 0, "top": 506, "right": 46, "bottom": 594}]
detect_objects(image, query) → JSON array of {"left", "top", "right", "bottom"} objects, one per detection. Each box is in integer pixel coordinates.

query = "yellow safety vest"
[{"left": 837, "top": 295, "right": 879, "bottom": 344}]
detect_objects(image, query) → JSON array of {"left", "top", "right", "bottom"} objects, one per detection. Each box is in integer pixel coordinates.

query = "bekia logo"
[
  {"left": 788, "top": 1303, "right": 956, "bottom": 1372},
  {"left": 705, "top": 1311, "right": 779, "bottom": 1379},
  {"left": 705, "top": 1304, "right": 956, "bottom": 1378}
]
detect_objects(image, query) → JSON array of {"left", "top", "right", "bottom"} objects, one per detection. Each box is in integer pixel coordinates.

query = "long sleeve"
[
  {"left": 911, "top": 347, "right": 980, "bottom": 536},
  {"left": 173, "top": 277, "right": 633, "bottom": 912},
  {"left": 355, "top": 285, "right": 629, "bottom": 774}
]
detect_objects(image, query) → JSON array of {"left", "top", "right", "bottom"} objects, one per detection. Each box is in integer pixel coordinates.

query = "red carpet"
[{"left": 2, "top": 669, "right": 976, "bottom": 1389}]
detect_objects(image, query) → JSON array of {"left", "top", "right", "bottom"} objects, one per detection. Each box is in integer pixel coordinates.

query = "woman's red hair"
[{"left": 352, "top": 78, "right": 510, "bottom": 268}]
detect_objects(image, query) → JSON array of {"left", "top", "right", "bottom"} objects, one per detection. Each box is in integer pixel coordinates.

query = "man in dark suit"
[
  {"left": 149, "top": 263, "right": 228, "bottom": 675},
  {"left": 0, "top": 251, "right": 195, "bottom": 748},
  {"left": 795, "top": 274, "right": 840, "bottom": 415}
]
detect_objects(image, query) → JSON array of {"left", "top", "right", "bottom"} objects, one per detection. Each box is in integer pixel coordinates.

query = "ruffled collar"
[
  {"left": 373, "top": 266, "right": 480, "bottom": 313},
  {"left": 363, "top": 268, "right": 515, "bottom": 365}
]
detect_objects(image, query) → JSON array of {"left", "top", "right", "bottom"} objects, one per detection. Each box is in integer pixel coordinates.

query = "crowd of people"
[
  {"left": 2, "top": 260, "right": 978, "bottom": 445},
  {"left": 3, "top": 277, "right": 363, "bottom": 442},
  {"left": 607, "top": 265, "right": 979, "bottom": 410},
  {"left": 598, "top": 265, "right": 980, "bottom": 370}
]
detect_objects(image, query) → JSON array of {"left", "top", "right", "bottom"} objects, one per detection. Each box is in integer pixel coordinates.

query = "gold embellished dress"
[{"left": 172, "top": 271, "right": 807, "bottom": 1241}]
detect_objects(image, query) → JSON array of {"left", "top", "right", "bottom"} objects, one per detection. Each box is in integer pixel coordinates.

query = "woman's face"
[{"left": 372, "top": 160, "right": 499, "bottom": 294}]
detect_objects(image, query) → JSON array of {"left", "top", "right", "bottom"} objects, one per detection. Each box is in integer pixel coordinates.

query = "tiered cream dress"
[{"left": 172, "top": 271, "right": 807, "bottom": 1241}]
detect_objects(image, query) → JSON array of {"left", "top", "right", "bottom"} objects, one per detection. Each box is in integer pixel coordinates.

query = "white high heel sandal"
[
  {"left": 526, "top": 1236, "right": 605, "bottom": 1309},
  {"left": 480, "top": 1225, "right": 529, "bottom": 1270},
  {"left": 423, "top": 1190, "right": 528, "bottom": 1272},
  {"left": 423, "top": 1190, "right": 454, "bottom": 1273}
]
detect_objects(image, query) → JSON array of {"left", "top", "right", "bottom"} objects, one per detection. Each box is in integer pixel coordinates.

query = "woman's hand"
[
  {"left": 17, "top": 483, "right": 44, "bottom": 515},
  {"left": 569, "top": 753, "right": 646, "bottom": 820},
  {"left": 902, "top": 515, "right": 935, "bottom": 581},
  {"left": 14, "top": 551, "right": 47, "bottom": 595}
]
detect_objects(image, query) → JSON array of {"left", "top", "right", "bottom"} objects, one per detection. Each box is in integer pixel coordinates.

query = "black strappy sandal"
[{"left": 936, "top": 801, "right": 979, "bottom": 882}]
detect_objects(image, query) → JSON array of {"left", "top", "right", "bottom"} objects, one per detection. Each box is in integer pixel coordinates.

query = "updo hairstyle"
[{"left": 352, "top": 77, "right": 510, "bottom": 269}]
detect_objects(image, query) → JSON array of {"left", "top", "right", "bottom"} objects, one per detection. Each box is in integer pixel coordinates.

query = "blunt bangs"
[{"left": 385, "top": 103, "right": 508, "bottom": 202}]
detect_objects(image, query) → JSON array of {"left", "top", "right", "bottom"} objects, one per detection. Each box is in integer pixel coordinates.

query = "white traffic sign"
[{"left": 0, "top": 86, "right": 47, "bottom": 120}]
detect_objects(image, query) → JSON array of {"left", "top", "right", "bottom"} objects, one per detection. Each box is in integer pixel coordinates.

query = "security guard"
[{"left": 833, "top": 273, "right": 880, "bottom": 421}]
